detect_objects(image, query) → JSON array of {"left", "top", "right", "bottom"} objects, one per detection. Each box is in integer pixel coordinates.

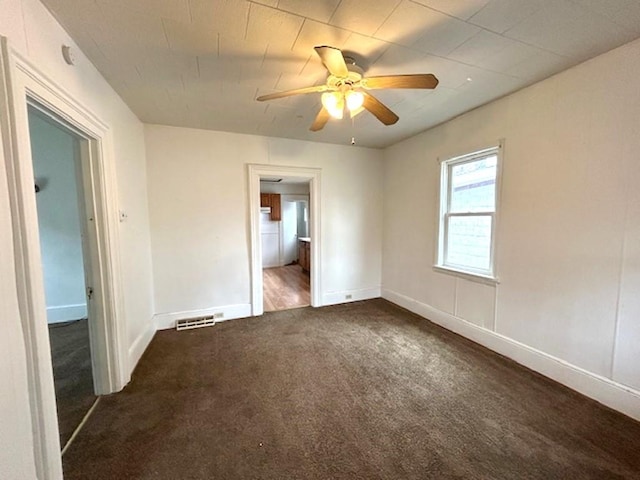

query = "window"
[{"left": 436, "top": 145, "right": 501, "bottom": 281}]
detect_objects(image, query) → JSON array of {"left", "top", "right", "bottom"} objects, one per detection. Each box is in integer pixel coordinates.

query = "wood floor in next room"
[{"left": 263, "top": 264, "right": 310, "bottom": 311}]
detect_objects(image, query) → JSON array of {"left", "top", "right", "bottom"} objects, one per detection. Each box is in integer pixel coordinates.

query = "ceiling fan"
[{"left": 257, "top": 45, "right": 439, "bottom": 132}]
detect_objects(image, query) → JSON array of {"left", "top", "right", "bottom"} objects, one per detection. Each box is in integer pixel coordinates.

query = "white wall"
[
  {"left": 382, "top": 37, "right": 640, "bottom": 418},
  {"left": 0, "top": 0, "right": 155, "bottom": 476},
  {"left": 145, "top": 125, "right": 384, "bottom": 320},
  {"left": 29, "top": 110, "right": 87, "bottom": 324}
]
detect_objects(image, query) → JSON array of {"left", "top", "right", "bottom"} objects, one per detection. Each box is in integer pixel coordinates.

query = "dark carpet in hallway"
[
  {"left": 62, "top": 299, "right": 640, "bottom": 479},
  {"left": 48, "top": 318, "right": 95, "bottom": 448}
]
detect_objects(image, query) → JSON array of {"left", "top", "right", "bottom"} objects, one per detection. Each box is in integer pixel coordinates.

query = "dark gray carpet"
[
  {"left": 48, "top": 318, "right": 96, "bottom": 448},
  {"left": 62, "top": 299, "right": 640, "bottom": 479}
]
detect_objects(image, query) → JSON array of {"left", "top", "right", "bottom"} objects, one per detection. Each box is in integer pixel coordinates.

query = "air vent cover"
[{"left": 176, "top": 315, "right": 215, "bottom": 331}]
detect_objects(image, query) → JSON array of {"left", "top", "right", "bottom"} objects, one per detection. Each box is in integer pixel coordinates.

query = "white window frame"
[{"left": 434, "top": 141, "right": 503, "bottom": 284}]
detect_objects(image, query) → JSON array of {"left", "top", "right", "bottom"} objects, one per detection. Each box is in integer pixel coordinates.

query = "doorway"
[
  {"left": 260, "top": 179, "right": 311, "bottom": 311},
  {"left": 27, "top": 104, "right": 97, "bottom": 450},
  {"left": 248, "top": 164, "right": 321, "bottom": 317}
]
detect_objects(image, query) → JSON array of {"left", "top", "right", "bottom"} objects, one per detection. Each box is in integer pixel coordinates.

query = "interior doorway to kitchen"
[
  {"left": 260, "top": 177, "right": 311, "bottom": 312},
  {"left": 248, "top": 164, "right": 321, "bottom": 317}
]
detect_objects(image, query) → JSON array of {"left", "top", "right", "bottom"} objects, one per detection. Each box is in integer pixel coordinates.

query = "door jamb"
[{"left": 248, "top": 164, "right": 321, "bottom": 315}]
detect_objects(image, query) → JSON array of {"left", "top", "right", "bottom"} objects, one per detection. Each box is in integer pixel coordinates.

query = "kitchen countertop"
[{"left": 298, "top": 237, "right": 311, "bottom": 243}]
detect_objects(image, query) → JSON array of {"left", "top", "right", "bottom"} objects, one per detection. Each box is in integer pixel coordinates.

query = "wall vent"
[{"left": 176, "top": 315, "right": 216, "bottom": 331}]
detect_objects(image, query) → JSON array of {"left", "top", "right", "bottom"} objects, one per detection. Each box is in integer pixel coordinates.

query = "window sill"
[{"left": 433, "top": 265, "right": 499, "bottom": 285}]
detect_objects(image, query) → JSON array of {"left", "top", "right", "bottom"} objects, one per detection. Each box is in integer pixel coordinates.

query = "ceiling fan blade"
[
  {"left": 362, "top": 92, "right": 399, "bottom": 126},
  {"left": 310, "top": 107, "right": 330, "bottom": 131},
  {"left": 363, "top": 74, "right": 439, "bottom": 90},
  {"left": 314, "top": 46, "right": 349, "bottom": 78},
  {"left": 257, "top": 85, "right": 327, "bottom": 102}
]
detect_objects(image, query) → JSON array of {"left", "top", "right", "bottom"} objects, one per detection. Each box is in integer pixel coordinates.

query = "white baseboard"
[
  {"left": 382, "top": 288, "right": 640, "bottom": 422},
  {"left": 128, "top": 320, "right": 156, "bottom": 373},
  {"left": 46, "top": 303, "right": 87, "bottom": 324},
  {"left": 322, "top": 287, "right": 381, "bottom": 306},
  {"left": 154, "top": 303, "right": 252, "bottom": 331}
]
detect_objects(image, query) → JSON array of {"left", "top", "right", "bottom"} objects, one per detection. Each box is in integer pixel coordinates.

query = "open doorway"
[
  {"left": 248, "top": 164, "right": 321, "bottom": 317},
  {"left": 260, "top": 178, "right": 311, "bottom": 312},
  {"left": 27, "top": 104, "right": 97, "bottom": 451}
]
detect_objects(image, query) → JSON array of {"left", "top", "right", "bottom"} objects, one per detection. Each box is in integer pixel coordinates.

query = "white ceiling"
[{"left": 41, "top": 0, "right": 640, "bottom": 148}]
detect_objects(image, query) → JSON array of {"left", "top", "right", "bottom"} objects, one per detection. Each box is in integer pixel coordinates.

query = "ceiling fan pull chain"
[{"left": 351, "top": 116, "right": 356, "bottom": 145}]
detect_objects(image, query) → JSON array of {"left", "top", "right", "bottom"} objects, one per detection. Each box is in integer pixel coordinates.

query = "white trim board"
[
  {"left": 322, "top": 287, "right": 381, "bottom": 306},
  {"left": 46, "top": 303, "right": 87, "bottom": 323},
  {"left": 154, "top": 303, "right": 252, "bottom": 331},
  {"left": 382, "top": 288, "right": 640, "bottom": 422},
  {"left": 128, "top": 321, "right": 156, "bottom": 370}
]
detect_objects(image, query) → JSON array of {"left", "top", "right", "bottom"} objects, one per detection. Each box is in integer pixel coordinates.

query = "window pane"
[
  {"left": 450, "top": 155, "right": 497, "bottom": 213},
  {"left": 446, "top": 215, "right": 492, "bottom": 271}
]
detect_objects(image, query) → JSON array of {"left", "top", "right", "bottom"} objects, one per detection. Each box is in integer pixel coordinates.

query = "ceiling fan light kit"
[
  {"left": 321, "top": 92, "right": 344, "bottom": 119},
  {"left": 346, "top": 91, "right": 364, "bottom": 112},
  {"left": 320, "top": 90, "right": 364, "bottom": 119},
  {"left": 256, "top": 45, "right": 439, "bottom": 134}
]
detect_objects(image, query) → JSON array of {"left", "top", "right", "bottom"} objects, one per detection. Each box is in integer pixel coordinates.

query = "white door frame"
[
  {"left": 0, "top": 39, "right": 128, "bottom": 479},
  {"left": 248, "top": 164, "right": 321, "bottom": 316}
]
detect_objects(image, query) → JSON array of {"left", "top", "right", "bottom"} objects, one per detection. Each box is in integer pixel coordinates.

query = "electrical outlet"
[
  {"left": 213, "top": 312, "right": 224, "bottom": 319},
  {"left": 345, "top": 294, "right": 352, "bottom": 300}
]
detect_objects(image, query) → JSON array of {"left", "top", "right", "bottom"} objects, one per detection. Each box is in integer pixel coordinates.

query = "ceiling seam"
[
  {"left": 391, "top": 1, "right": 572, "bottom": 61},
  {"left": 187, "top": 0, "right": 193, "bottom": 23},
  {"left": 244, "top": 2, "right": 251, "bottom": 41},
  {"left": 160, "top": 18, "right": 171, "bottom": 49},
  {"left": 291, "top": 18, "right": 306, "bottom": 53},
  {"left": 327, "top": 0, "right": 343, "bottom": 25},
  {"left": 372, "top": 0, "right": 403, "bottom": 38}
]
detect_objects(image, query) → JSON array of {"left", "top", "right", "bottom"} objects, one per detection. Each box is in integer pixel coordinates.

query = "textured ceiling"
[{"left": 41, "top": 0, "right": 640, "bottom": 148}]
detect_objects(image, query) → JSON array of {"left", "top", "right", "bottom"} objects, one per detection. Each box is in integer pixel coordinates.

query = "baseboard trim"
[
  {"left": 322, "top": 287, "right": 381, "bottom": 307},
  {"left": 46, "top": 303, "right": 87, "bottom": 323},
  {"left": 382, "top": 288, "right": 640, "bottom": 421},
  {"left": 154, "top": 303, "right": 253, "bottom": 331},
  {"left": 128, "top": 320, "right": 156, "bottom": 373}
]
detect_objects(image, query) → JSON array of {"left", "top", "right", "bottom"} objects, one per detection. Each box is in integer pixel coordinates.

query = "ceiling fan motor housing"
[{"left": 327, "top": 64, "right": 363, "bottom": 92}]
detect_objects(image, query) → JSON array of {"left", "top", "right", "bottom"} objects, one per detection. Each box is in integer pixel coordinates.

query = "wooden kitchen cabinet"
[
  {"left": 260, "top": 193, "right": 281, "bottom": 221},
  {"left": 269, "top": 193, "right": 281, "bottom": 221},
  {"left": 298, "top": 239, "right": 310, "bottom": 273}
]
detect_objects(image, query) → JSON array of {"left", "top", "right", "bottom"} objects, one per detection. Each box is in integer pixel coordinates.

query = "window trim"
[{"left": 435, "top": 141, "right": 503, "bottom": 283}]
